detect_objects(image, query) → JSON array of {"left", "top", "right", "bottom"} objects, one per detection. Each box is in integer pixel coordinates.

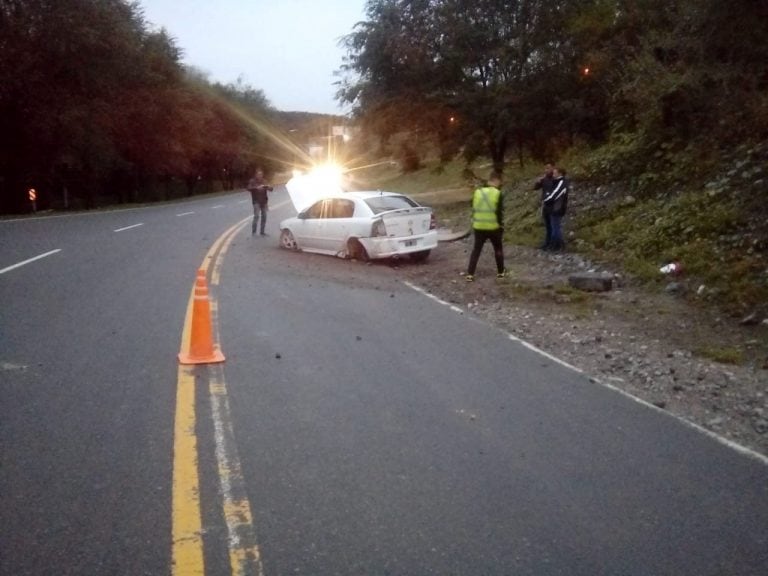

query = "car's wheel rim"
[{"left": 280, "top": 230, "right": 297, "bottom": 250}]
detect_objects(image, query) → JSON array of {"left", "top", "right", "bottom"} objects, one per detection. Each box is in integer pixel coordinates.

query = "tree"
[
  {"left": 0, "top": 0, "right": 175, "bottom": 210},
  {"left": 0, "top": 0, "right": 283, "bottom": 212},
  {"left": 339, "top": 0, "right": 604, "bottom": 173}
]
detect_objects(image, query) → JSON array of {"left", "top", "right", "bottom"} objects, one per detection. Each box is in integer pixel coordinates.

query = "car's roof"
[{"left": 341, "top": 190, "right": 406, "bottom": 199}]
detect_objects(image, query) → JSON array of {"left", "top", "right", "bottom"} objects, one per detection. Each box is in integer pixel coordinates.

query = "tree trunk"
[{"left": 487, "top": 130, "right": 507, "bottom": 176}]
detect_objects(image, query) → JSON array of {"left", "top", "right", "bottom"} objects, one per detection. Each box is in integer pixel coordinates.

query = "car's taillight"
[
  {"left": 372, "top": 219, "right": 387, "bottom": 237},
  {"left": 430, "top": 212, "right": 436, "bottom": 230}
]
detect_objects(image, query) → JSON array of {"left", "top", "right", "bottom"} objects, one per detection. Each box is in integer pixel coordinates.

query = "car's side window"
[
  {"left": 320, "top": 200, "right": 334, "bottom": 219},
  {"left": 306, "top": 198, "right": 354, "bottom": 219},
  {"left": 331, "top": 199, "right": 354, "bottom": 218},
  {"left": 307, "top": 200, "right": 329, "bottom": 219}
]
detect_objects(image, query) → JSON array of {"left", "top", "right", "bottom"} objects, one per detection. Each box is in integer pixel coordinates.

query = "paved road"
[
  {"left": 0, "top": 192, "right": 258, "bottom": 575},
  {"left": 1, "top": 189, "right": 766, "bottom": 575}
]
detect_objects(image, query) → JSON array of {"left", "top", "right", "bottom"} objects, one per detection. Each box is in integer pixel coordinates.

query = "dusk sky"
[{"left": 139, "top": 0, "right": 367, "bottom": 115}]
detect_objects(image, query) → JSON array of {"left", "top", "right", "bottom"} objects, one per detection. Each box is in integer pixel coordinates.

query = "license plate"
[{"left": 404, "top": 239, "right": 416, "bottom": 247}]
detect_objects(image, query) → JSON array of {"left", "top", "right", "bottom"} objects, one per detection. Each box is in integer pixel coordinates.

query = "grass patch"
[
  {"left": 497, "top": 280, "right": 594, "bottom": 314},
  {"left": 497, "top": 281, "right": 540, "bottom": 299},
  {"left": 553, "top": 284, "right": 592, "bottom": 304},
  {"left": 695, "top": 346, "right": 744, "bottom": 365}
]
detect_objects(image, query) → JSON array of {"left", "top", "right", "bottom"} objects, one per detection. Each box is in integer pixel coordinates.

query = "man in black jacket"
[
  {"left": 247, "top": 168, "right": 273, "bottom": 236},
  {"left": 533, "top": 163, "right": 555, "bottom": 250},
  {"left": 542, "top": 167, "right": 569, "bottom": 251}
]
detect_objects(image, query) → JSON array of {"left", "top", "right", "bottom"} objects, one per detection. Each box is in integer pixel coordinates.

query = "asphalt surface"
[
  {"left": 1, "top": 188, "right": 767, "bottom": 575},
  {"left": 0, "top": 193, "right": 253, "bottom": 575}
]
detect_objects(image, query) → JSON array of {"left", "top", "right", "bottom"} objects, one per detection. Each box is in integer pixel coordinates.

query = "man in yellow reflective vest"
[{"left": 466, "top": 172, "right": 506, "bottom": 282}]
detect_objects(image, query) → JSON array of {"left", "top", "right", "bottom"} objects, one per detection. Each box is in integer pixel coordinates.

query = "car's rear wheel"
[
  {"left": 346, "top": 238, "right": 369, "bottom": 261},
  {"left": 280, "top": 229, "right": 298, "bottom": 250},
  {"left": 409, "top": 250, "right": 431, "bottom": 263}
]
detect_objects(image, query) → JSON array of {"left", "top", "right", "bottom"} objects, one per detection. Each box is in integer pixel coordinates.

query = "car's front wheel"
[{"left": 280, "top": 229, "right": 299, "bottom": 251}]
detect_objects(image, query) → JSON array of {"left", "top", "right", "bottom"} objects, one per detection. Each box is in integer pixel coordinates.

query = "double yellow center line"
[{"left": 172, "top": 216, "right": 262, "bottom": 576}]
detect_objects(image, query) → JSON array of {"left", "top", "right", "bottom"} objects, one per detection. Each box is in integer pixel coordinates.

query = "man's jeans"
[
  {"left": 542, "top": 208, "right": 553, "bottom": 248},
  {"left": 547, "top": 213, "right": 564, "bottom": 250},
  {"left": 252, "top": 202, "right": 268, "bottom": 234}
]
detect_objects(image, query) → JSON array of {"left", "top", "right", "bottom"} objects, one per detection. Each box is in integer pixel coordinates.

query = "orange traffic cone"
[{"left": 178, "top": 270, "right": 225, "bottom": 364}]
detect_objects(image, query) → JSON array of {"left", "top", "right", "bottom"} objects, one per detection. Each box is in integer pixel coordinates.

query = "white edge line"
[
  {"left": 176, "top": 211, "right": 195, "bottom": 217},
  {"left": 211, "top": 205, "right": 224, "bottom": 209},
  {"left": 402, "top": 280, "right": 768, "bottom": 466},
  {"left": 0, "top": 249, "right": 62, "bottom": 275},
  {"left": 589, "top": 373, "right": 768, "bottom": 466},
  {"left": 114, "top": 223, "right": 144, "bottom": 232},
  {"left": 209, "top": 370, "right": 264, "bottom": 575}
]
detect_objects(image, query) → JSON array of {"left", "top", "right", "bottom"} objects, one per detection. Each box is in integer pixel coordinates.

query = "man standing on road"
[
  {"left": 533, "top": 163, "right": 555, "bottom": 250},
  {"left": 248, "top": 168, "right": 273, "bottom": 236},
  {"left": 465, "top": 172, "right": 506, "bottom": 282}
]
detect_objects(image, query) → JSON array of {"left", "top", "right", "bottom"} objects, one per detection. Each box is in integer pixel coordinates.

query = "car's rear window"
[{"left": 364, "top": 195, "right": 419, "bottom": 214}]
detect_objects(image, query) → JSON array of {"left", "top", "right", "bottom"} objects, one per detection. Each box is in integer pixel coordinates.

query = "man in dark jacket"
[
  {"left": 247, "top": 168, "right": 273, "bottom": 236},
  {"left": 533, "top": 163, "right": 555, "bottom": 250},
  {"left": 542, "top": 167, "right": 569, "bottom": 251}
]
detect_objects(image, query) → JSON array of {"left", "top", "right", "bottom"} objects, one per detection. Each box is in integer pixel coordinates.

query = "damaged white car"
[{"left": 279, "top": 190, "right": 438, "bottom": 262}]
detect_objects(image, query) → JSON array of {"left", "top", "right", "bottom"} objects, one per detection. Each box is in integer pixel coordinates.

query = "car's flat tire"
[
  {"left": 280, "top": 229, "right": 298, "bottom": 251},
  {"left": 346, "top": 238, "right": 369, "bottom": 261}
]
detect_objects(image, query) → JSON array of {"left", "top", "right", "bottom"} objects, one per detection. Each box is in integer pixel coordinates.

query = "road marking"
[
  {"left": 114, "top": 223, "right": 144, "bottom": 232},
  {"left": 211, "top": 205, "right": 224, "bottom": 209},
  {"left": 403, "top": 280, "right": 768, "bottom": 466},
  {"left": 177, "top": 212, "right": 195, "bottom": 217},
  {"left": 206, "top": 218, "right": 263, "bottom": 575},
  {"left": 1, "top": 362, "right": 28, "bottom": 371},
  {"left": 173, "top": 216, "right": 262, "bottom": 576},
  {"left": 511, "top": 336, "right": 583, "bottom": 373},
  {"left": 0, "top": 249, "right": 61, "bottom": 275},
  {"left": 589, "top": 374, "right": 768, "bottom": 465},
  {"left": 172, "top": 363, "right": 205, "bottom": 575},
  {"left": 210, "top": 366, "right": 263, "bottom": 575}
]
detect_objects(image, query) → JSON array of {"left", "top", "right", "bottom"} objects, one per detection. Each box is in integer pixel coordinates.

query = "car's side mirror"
[{"left": 298, "top": 210, "right": 308, "bottom": 219}]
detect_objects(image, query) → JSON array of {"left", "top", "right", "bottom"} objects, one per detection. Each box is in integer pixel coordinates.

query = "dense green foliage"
[
  {"left": 339, "top": 0, "right": 768, "bottom": 179},
  {"left": 0, "top": 0, "right": 286, "bottom": 213}
]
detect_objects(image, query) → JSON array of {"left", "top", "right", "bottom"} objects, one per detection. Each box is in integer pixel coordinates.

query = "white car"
[{"left": 279, "top": 191, "right": 438, "bottom": 261}]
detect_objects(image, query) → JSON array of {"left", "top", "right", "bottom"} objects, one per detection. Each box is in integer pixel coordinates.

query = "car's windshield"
[{"left": 364, "top": 195, "right": 419, "bottom": 214}]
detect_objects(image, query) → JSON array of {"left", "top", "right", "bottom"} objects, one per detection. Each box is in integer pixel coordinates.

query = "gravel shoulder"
[{"left": 396, "top": 237, "right": 768, "bottom": 459}]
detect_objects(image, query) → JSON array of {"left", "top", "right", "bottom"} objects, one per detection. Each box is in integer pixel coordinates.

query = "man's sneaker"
[
  {"left": 496, "top": 270, "right": 508, "bottom": 279},
  {"left": 465, "top": 274, "right": 475, "bottom": 282}
]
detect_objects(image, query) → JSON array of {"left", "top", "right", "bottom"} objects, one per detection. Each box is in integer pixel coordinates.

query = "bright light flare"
[
  {"left": 310, "top": 163, "right": 345, "bottom": 189},
  {"left": 286, "top": 163, "right": 347, "bottom": 213}
]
